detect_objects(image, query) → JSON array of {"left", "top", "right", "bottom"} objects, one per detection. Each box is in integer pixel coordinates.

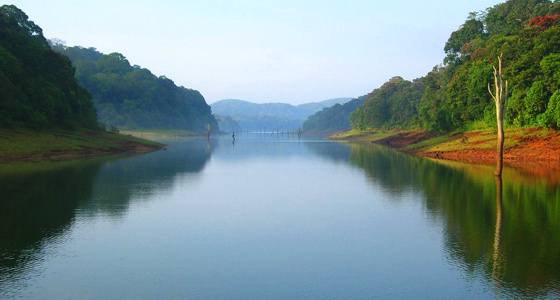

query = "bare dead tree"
[{"left": 488, "top": 55, "right": 508, "bottom": 177}]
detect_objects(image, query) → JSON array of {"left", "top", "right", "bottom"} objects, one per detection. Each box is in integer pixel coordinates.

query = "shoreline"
[
  {"left": 329, "top": 128, "right": 560, "bottom": 175},
  {"left": 0, "top": 128, "right": 166, "bottom": 164}
]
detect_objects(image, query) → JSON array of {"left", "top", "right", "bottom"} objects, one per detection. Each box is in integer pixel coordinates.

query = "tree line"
[{"left": 350, "top": 0, "right": 560, "bottom": 132}]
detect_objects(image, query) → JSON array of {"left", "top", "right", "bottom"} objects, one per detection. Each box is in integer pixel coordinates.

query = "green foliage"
[
  {"left": 350, "top": 77, "right": 425, "bottom": 130},
  {"left": 52, "top": 45, "right": 218, "bottom": 132},
  {"left": 444, "top": 12, "right": 486, "bottom": 65},
  {"left": 485, "top": 0, "right": 560, "bottom": 35},
  {"left": 0, "top": 5, "right": 100, "bottom": 130},
  {"left": 349, "top": 0, "right": 560, "bottom": 133},
  {"left": 302, "top": 97, "right": 365, "bottom": 132},
  {"left": 417, "top": 66, "right": 452, "bottom": 131},
  {"left": 542, "top": 90, "right": 560, "bottom": 128}
]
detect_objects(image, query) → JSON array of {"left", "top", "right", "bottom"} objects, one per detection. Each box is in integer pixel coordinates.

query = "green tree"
[
  {"left": 0, "top": 5, "right": 99, "bottom": 129},
  {"left": 444, "top": 12, "right": 486, "bottom": 65},
  {"left": 350, "top": 77, "right": 424, "bottom": 130}
]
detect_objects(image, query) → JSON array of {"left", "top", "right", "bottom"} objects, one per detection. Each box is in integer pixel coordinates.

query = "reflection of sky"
[
  {"left": 80, "top": 137, "right": 215, "bottom": 217},
  {"left": 211, "top": 134, "right": 317, "bottom": 160}
]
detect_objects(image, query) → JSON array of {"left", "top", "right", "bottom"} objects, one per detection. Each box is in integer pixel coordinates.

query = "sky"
[{"left": 11, "top": 0, "right": 505, "bottom": 105}]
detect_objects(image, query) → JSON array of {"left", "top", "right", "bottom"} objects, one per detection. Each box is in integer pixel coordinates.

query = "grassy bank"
[
  {"left": 328, "top": 129, "right": 403, "bottom": 141},
  {"left": 119, "top": 129, "right": 201, "bottom": 138},
  {"left": 0, "top": 128, "right": 165, "bottom": 163}
]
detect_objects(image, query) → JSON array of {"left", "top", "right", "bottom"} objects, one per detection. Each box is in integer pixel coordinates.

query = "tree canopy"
[
  {"left": 350, "top": 77, "right": 425, "bottom": 130},
  {"left": 0, "top": 5, "right": 99, "bottom": 129}
]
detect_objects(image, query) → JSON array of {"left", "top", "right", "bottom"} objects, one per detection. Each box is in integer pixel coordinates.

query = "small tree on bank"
[{"left": 488, "top": 55, "right": 508, "bottom": 177}]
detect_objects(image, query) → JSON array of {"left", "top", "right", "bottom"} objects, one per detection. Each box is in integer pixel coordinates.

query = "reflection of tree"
[
  {"left": 82, "top": 137, "right": 214, "bottom": 216},
  {"left": 304, "top": 141, "right": 352, "bottom": 163},
  {"left": 0, "top": 138, "right": 214, "bottom": 295},
  {"left": 0, "top": 160, "right": 102, "bottom": 290},
  {"left": 344, "top": 142, "right": 560, "bottom": 298},
  {"left": 492, "top": 176, "right": 503, "bottom": 291},
  {"left": 347, "top": 142, "right": 440, "bottom": 198}
]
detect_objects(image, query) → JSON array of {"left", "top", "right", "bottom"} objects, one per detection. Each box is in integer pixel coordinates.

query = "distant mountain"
[
  {"left": 210, "top": 98, "right": 352, "bottom": 131},
  {"left": 225, "top": 114, "right": 304, "bottom": 132},
  {"left": 303, "top": 96, "right": 366, "bottom": 132}
]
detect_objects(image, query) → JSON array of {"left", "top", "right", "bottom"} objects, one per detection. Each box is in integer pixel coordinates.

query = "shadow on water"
[
  {"left": 82, "top": 137, "right": 215, "bottom": 217},
  {"left": 0, "top": 137, "right": 214, "bottom": 295},
  {"left": 330, "top": 142, "right": 560, "bottom": 299},
  {"left": 303, "top": 140, "right": 354, "bottom": 163},
  {"left": 0, "top": 159, "right": 103, "bottom": 293}
]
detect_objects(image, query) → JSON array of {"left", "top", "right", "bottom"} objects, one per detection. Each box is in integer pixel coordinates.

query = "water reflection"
[
  {"left": 81, "top": 137, "right": 214, "bottom": 217},
  {"left": 304, "top": 140, "right": 353, "bottom": 163},
  {"left": 0, "top": 137, "right": 213, "bottom": 297},
  {"left": 0, "top": 159, "right": 102, "bottom": 294},
  {"left": 344, "top": 142, "right": 560, "bottom": 299},
  {"left": 2, "top": 137, "right": 560, "bottom": 299},
  {"left": 211, "top": 134, "right": 312, "bottom": 161},
  {"left": 492, "top": 176, "right": 504, "bottom": 293},
  {"left": 347, "top": 142, "right": 426, "bottom": 198}
]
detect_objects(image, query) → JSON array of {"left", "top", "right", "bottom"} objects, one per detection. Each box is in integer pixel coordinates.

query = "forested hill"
[
  {"left": 51, "top": 45, "right": 218, "bottom": 132},
  {"left": 350, "top": 0, "right": 560, "bottom": 132},
  {"left": 0, "top": 5, "right": 99, "bottom": 129},
  {"left": 303, "top": 96, "right": 365, "bottom": 132}
]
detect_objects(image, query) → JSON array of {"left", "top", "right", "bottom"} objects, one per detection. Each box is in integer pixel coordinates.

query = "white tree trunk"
[{"left": 488, "top": 55, "right": 508, "bottom": 177}]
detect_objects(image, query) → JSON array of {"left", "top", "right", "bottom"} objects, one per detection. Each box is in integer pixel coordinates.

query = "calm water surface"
[{"left": 1, "top": 134, "right": 559, "bottom": 299}]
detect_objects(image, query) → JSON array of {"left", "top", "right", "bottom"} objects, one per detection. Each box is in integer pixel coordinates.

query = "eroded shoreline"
[{"left": 329, "top": 128, "right": 560, "bottom": 178}]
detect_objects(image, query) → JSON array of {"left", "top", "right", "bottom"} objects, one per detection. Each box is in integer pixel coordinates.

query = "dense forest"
[
  {"left": 350, "top": 0, "right": 560, "bottom": 132},
  {"left": 0, "top": 5, "right": 99, "bottom": 129},
  {"left": 302, "top": 96, "right": 365, "bottom": 132},
  {"left": 51, "top": 45, "right": 218, "bottom": 131}
]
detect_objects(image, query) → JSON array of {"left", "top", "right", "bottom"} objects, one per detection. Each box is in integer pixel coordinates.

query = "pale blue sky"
[{"left": 11, "top": 0, "right": 504, "bottom": 104}]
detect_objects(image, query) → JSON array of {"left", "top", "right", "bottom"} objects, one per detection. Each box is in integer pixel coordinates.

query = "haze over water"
[{"left": 1, "top": 134, "right": 559, "bottom": 299}]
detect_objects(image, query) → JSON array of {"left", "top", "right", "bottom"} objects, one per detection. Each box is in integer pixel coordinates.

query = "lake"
[{"left": 1, "top": 134, "right": 559, "bottom": 299}]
